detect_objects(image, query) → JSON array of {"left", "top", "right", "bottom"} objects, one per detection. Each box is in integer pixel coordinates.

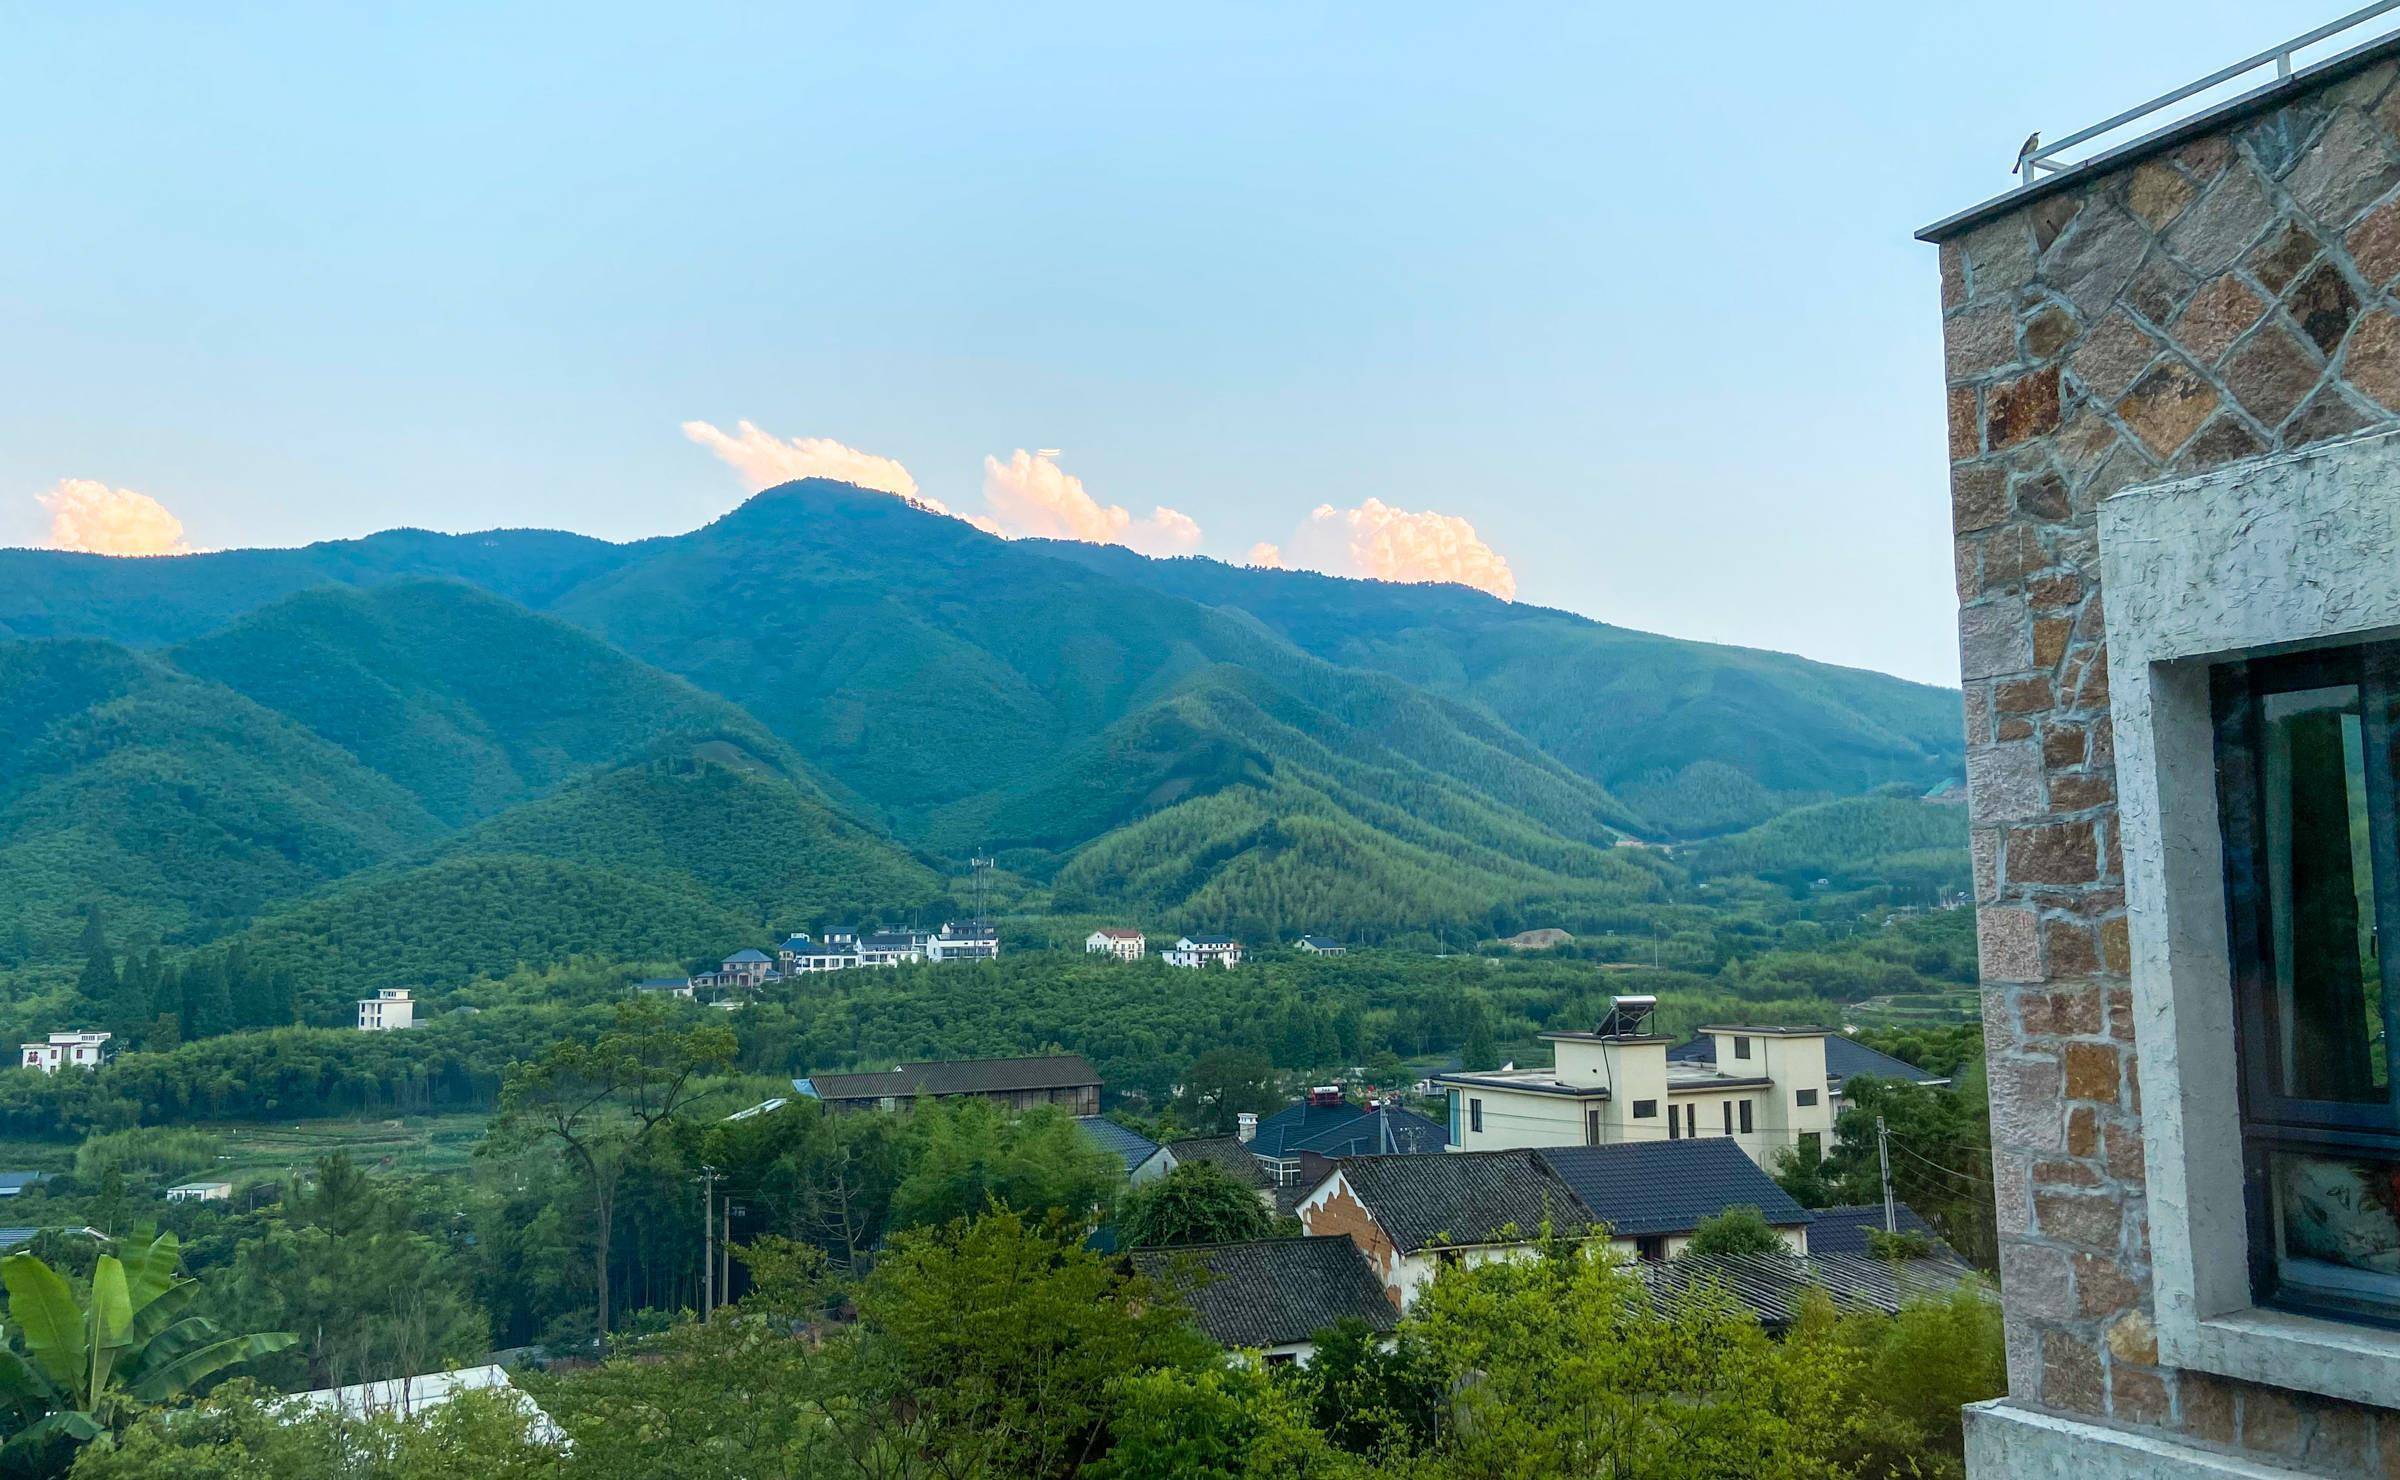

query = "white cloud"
[
  {"left": 681, "top": 420, "right": 922, "bottom": 500},
  {"left": 1245, "top": 542, "right": 1285, "bottom": 568},
  {"left": 36, "top": 479, "right": 191, "bottom": 557},
  {"left": 1265, "top": 498, "right": 1516, "bottom": 600},
  {"left": 979, "top": 450, "right": 1202, "bottom": 557}
]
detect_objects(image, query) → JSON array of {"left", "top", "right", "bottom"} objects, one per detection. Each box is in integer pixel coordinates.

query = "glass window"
[
  {"left": 2216, "top": 644, "right": 2400, "bottom": 1326},
  {"left": 1797, "top": 1088, "right": 1819, "bottom": 1107},
  {"left": 1739, "top": 1100, "right": 1754, "bottom": 1134},
  {"left": 1722, "top": 1101, "right": 1733, "bottom": 1135},
  {"left": 1469, "top": 1098, "right": 1483, "bottom": 1134},
  {"left": 1587, "top": 1108, "right": 1601, "bottom": 1145},
  {"left": 1667, "top": 1106, "right": 1679, "bottom": 1140},
  {"left": 1632, "top": 1099, "right": 1658, "bottom": 1118},
  {"left": 1734, "top": 1037, "right": 1752, "bottom": 1060}
]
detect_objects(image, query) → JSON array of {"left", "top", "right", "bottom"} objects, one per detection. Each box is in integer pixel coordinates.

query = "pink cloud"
[
  {"left": 978, "top": 450, "right": 1201, "bottom": 557},
  {"left": 36, "top": 479, "right": 191, "bottom": 557},
  {"left": 1265, "top": 498, "right": 1516, "bottom": 600}
]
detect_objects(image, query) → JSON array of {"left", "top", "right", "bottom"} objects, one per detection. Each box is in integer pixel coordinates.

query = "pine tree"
[{"left": 74, "top": 910, "right": 117, "bottom": 1024}]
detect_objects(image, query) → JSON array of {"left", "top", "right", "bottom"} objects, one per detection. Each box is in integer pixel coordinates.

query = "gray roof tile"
[
  {"left": 1534, "top": 1139, "right": 1813, "bottom": 1238},
  {"left": 1130, "top": 1236, "right": 1396, "bottom": 1349}
]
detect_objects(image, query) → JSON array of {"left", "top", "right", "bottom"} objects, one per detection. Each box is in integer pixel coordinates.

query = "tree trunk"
[{"left": 594, "top": 1179, "right": 614, "bottom": 1339}]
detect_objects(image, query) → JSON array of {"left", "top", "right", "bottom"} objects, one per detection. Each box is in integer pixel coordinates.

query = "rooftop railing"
[{"left": 2019, "top": 0, "right": 2400, "bottom": 186}]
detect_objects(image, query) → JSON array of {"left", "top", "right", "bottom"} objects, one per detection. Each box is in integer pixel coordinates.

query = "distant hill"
[
  {"left": 1029, "top": 545, "right": 1963, "bottom": 834},
  {"left": 0, "top": 479, "right": 1966, "bottom": 972}
]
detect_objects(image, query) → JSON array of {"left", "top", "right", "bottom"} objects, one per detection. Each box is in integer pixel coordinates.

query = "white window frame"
[{"left": 2102, "top": 429, "right": 2400, "bottom": 1406}]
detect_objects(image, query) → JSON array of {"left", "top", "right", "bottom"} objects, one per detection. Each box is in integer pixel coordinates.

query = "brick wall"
[{"left": 1937, "top": 49, "right": 2400, "bottom": 1470}]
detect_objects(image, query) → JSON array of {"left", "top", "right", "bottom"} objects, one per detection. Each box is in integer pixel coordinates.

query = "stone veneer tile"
[
  {"left": 1986, "top": 365, "right": 2063, "bottom": 448},
  {"left": 2343, "top": 309, "right": 2400, "bottom": 412},
  {"left": 1946, "top": 303, "right": 2019, "bottom": 379},
  {"left": 2172, "top": 274, "right": 2266, "bottom": 364},
  {"left": 2222, "top": 323, "right": 2324, "bottom": 427},
  {"left": 2128, "top": 160, "right": 2197, "bottom": 229},
  {"left": 2288, "top": 261, "right": 2363, "bottom": 355},
  {"left": 2351, "top": 196, "right": 2400, "bottom": 285},
  {"left": 2021, "top": 302, "right": 2077, "bottom": 361},
  {"left": 2248, "top": 221, "right": 2320, "bottom": 294},
  {"left": 1978, "top": 907, "right": 2043, "bottom": 984},
  {"left": 2290, "top": 387, "right": 2377, "bottom": 446},
  {"left": 2114, "top": 360, "right": 2220, "bottom": 457},
  {"left": 2046, "top": 205, "right": 2150, "bottom": 316},
  {"left": 1960, "top": 599, "right": 2032, "bottom": 681},
  {"left": 2283, "top": 108, "right": 2400, "bottom": 228},
  {"left": 2041, "top": 1329, "right": 2107, "bottom": 1416},
  {"left": 2068, "top": 309, "right": 2163, "bottom": 401},
  {"left": 2164, "top": 165, "right": 2275, "bottom": 273}
]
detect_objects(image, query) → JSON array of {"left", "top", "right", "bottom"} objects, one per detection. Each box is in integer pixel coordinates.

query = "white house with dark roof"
[
  {"left": 1085, "top": 928, "right": 1146, "bottom": 960},
  {"left": 1165, "top": 935, "right": 1242, "bottom": 969},
  {"left": 783, "top": 940, "right": 860, "bottom": 974},
  {"left": 855, "top": 931, "right": 930, "bottom": 967},
  {"left": 926, "top": 921, "right": 999, "bottom": 962},
  {"left": 1434, "top": 997, "right": 1835, "bottom": 1169},
  {"left": 1294, "top": 935, "right": 1346, "bottom": 955}
]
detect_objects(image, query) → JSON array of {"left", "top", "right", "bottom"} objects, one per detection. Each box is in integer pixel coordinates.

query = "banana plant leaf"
[
  {"left": 85, "top": 1257, "right": 132, "bottom": 1401},
  {"left": 127, "top": 1331, "right": 296, "bottom": 1405},
  {"left": 0, "top": 1255, "right": 86, "bottom": 1397}
]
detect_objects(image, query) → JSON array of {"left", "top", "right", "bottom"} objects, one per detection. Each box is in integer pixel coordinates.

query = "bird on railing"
[{"left": 2013, "top": 131, "right": 2041, "bottom": 174}]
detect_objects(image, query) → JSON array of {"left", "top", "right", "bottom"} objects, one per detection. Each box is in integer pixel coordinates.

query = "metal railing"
[{"left": 2020, "top": 0, "right": 2400, "bottom": 185}]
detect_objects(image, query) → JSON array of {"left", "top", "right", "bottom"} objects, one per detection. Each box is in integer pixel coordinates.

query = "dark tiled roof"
[
  {"left": 1251, "top": 1100, "right": 1447, "bottom": 1159},
  {"left": 1331, "top": 1150, "right": 1596, "bottom": 1254},
  {"left": 1643, "top": 1251, "right": 1986, "bottom": 1329},
  {"left": 858, "top": 932, "right": 924, "bottom": 950},
  {"left": 1534, "top": 1140, "right": 1813, "bottom": 1238},
  {"left": 1296, "top": 936, "right": 1344, "bottom": 949},
  {"left": 1077, "top": 1116, "right": 1160, "bottom": 1173},
  {"left": 1666, "top": 1034, "right": 1948, "bottom": 1087},
  {"left": 1801, "top": 1203, "right": 1958, "bottom": 1261},
  {"left": 724, "top": 949, "right": 772, "bottom": 963},
  {"left": 1181, "top": 935, "right": 1240, "bottom": 947},
  {"left": 1131, "top": 1237, "right": 1396, "bottom": 1350},
  {"left": 1164, "top": 1137, "right": 1274, "bottom": 1189},
  {"left": 801, "top": 1053, "right": 1100, "bottom": 1100}
]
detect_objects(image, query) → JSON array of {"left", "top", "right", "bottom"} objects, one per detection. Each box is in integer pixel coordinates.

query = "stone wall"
[{"left": 1936, "top": 49, "right": 2400, "bottom": 1472}]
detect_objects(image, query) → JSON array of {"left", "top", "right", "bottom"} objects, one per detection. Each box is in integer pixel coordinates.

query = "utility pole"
[
  {"left": 1875, "top": 1116, "right": 1897, "bottom": 1234},
  {"left": 722, "top": 1197, "right": 735, "bottom": 1308},
  {"left": 699, "top": 1169, "right": 718, "bottom": 1316}
]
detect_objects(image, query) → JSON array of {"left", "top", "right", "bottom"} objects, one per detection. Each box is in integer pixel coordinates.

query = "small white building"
[
  {"left": 856, "top": 931, "right": 931, "bottom": 967},
  {"left": 356, "top": 988, "right": 416, "bottom": 1031},
  {"left": 1294, "top": 935, "right": 1347, "bottom": 956},
  {"left": 784, "top": 941, "right": 860, "bottom": 974},
  {"left": 1165, "top": 935, "right": 1243, "bottom": 969},
  {"left": 927, "top": 922, "right": 1000, "bottom": 962},
  {"left": 19, "top": 1032, "right": 110, "bottom": 1074},
  {"left": 1085, "top": 929, "right": 1146, "bottom": 960},
  {"left": 165, "top": 1181, "right": 233, "bottom": 1204}
]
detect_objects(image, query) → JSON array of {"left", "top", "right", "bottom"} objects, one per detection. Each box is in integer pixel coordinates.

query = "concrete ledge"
[{"left": 1965, "top": 1400, "right": 2317, "bottom": 1477}]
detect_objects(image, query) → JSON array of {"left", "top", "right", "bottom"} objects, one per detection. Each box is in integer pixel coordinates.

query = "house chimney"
[{"left": 1236, "top": 1112, "right": 1258, "bottom": 1144}]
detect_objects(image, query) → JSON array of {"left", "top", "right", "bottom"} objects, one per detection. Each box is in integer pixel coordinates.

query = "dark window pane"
[{"left": 2261, "top": 685, "right": 2386, "bottom": 1101}]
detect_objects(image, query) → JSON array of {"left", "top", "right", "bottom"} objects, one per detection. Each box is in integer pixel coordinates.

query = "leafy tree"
[
  {"left": 1461, "top": 1006, "right": 1498, "bottom": 1072},
  {"left": 1114, "top": 1163, "right": 1270, "bottom": 1249},
  {"left": 1177, "top": 1050, "right": 1278, "bottom": 1135},
  {"left": 1297, "top": 1317, "right": 1443, "bottom": 1456},
  {"left": 1404, "top": 1237, "right": 1862, "bottom": 1478},
  {"left": 886, "top": 1101, "right": 1119, "bottom": 1233},
  {"left": 209, "top": 1157, "right": 489, "bottom": 1389},
  {"left": 1682, "top": 1205, "right": 1788, "bottom": 1259},
  {"left": 1093, "top": 1362, "right": 1353, "bottom": 1480},
  {"left": 490, "top": 999, "right": 735, "bottom": 1338},
  {"left": 73, "top": 917, "right": 118, "bottom": 1034},
  {"left": 857, "top": 1207, "right": 1213, "bottom": 1477},
  {"left": 64, "top": 1380, "right": 559, "bottom": 1480},
  {"left": 0, "top": 1231, "right": 293, "bottom": 1470}
]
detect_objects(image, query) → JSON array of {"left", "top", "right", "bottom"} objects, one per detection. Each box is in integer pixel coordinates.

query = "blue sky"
[{"left": 0, "top": 1, "right": 2372, "bottom": 684}]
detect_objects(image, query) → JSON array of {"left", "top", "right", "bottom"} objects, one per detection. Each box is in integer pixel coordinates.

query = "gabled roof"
[
  {"left": 1642, "top": 1250, "right": 1985, "bottom": 1329},
  {"left": 0, "top": 1174, "right": 49, "bottom": 1195},
  {"left": 1665, "top": 1033, "right": 1949, "bottom": 1087},
  {"left": 1296, "top": 935, "right": 1344, "bottom": 949},
  {"left": 723, "top": 948, "right": 773, "bottom": 964},
  {"left": 1178, "top": 935, "right": 1240, "bottom": 947},
  {"left": 1250, "top": 1099, "right": 1447, "bottom": 1159},
  {"left": 799, "top": 1053, "right": 1101, "bottom": 1101},
  {"left": 1327, "top": 1150, "right": 1596, "bottom": 1254},
  {"left": 1077, "top": 1116, "right": 1160, "bottom": 1173},
  {"left": 1090, "top": 928, "right": 1144, "bottom": 939},
  {"left": 1130, "top": 1237, "right": 1397, "bottom": 1349},
  {"left": 1800, "top": 1203, "right": 1959, "bottom": 1262},
  {"left": 1161, "top": 1136, "right": 1275, "bottom": 1189},
  {"left": 1534, "top": 1139, "right": 1812, "bottom": 1238}
]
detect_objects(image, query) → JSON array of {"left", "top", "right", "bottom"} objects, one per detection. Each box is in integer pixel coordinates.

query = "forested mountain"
[
  {"left": 0, "top": 478, "right": 1965, "bottom": 977},
  {"left": 1032, "top": 543, "right": 1963, "bottom": 834}
]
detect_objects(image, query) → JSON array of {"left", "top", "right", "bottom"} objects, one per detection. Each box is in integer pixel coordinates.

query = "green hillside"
[
  {"left": 1032, "top": 544, "right": 1963, "bottom": 834},
  {"left": 0, "top": 641, "right": 445, "bottom": 958},
  {"left": 173, "top": 580, "right": 812, "bottom": 825},
  {"left": 1683, "top": 793, "right": 1972, "bottom": 897},
  {"left": 222, "top": 749, "right": 946, "bottom": 1007}
]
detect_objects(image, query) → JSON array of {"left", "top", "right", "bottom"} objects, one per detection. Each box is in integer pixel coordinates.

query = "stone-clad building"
[{"left": 1923, "top": 25, "right": 2400, "bottom": 1477}]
